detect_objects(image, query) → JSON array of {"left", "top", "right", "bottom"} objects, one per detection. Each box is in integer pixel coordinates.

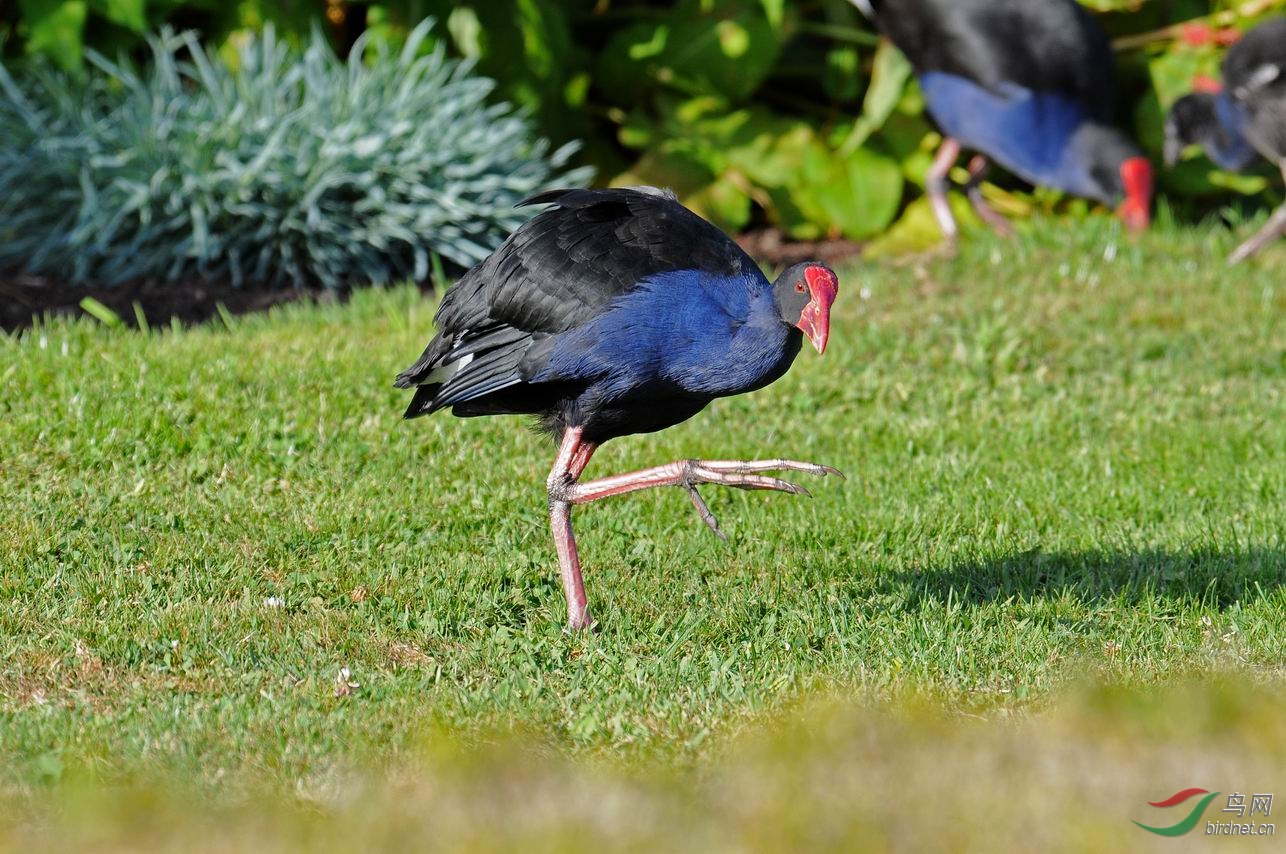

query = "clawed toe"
[
  {"left": 684, "top": 484, "right": 728, "bottom": 542},
  {"left": 676, "top": 459, "right": 841, "bottom": 538},
  {"left": 688, "top": 467, "right": 811, "bottom": 497}
]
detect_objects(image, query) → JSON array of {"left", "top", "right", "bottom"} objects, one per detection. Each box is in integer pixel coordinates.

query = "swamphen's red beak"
[
  {"left": 797, "top": 265, "right": 839, "bottom": 355},
  {"left": 1117, "top": 156, "right": 1153, "bottom": 233}
]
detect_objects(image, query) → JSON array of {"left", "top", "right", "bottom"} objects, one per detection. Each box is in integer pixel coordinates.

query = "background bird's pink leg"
[
  {"left": 927, "top": 137, "right": 962, "bottom": 241},
  {"left": 1228, "top": 169, "right": 1286, "bottom": 264},
  {"left": 548, "top": 427, "right": 598, "bottom": 631},
  {"left": 962, "top": 154, "right": 1014, "bottom": 238}
]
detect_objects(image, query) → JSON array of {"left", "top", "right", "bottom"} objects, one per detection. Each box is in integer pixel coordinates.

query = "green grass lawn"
[{"left": 2, "top": 216, "right": 1285, "bottom": 848}]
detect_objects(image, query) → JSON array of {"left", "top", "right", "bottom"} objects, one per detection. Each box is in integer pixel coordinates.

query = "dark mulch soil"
[
  {"left": 735, "top": 229, "right": 865, "bottom": 269},
  {"left": 1, "top": 230, "right": 864, "bottom": 333},
  {"left": 0, "top": 273, "right": 334, "bottom": 333}
]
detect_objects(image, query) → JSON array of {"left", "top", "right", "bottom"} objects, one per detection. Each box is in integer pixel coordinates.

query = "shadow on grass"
[{"left": 883, "top": 545, "right": 1286, "bottom": 609}]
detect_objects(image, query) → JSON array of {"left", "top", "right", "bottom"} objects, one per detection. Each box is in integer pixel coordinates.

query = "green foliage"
[
  {"left": 593, "top": 0, "right": 907, "bottom": 239},
  {"left": 7, "top": 0, "right": 1286, "bottom": 247},
  {"left": 421, "top": 0, "right": 1286, "bottom": 239},
  {"left": 363, "top": 1, "right": 596, "bottom": 151},
  {"left": 0, "top": 20, "right": 589, "bottom": 288},
  {"left": 5, "top": 1, "right": 330, "bottom": 71}
]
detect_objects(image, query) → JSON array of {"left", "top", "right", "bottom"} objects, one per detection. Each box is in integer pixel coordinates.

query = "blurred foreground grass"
[
  {"left": 4, "top": 681, "right": 1284, "bottom": 852},
  {"left": 1, "top": 213, "right": 1285, "bottom": 846}
]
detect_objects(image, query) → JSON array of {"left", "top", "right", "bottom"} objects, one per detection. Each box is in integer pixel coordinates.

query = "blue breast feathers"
[
  {"left": 530, "top": 269, "right": 797, "bottom": 400},
  {"left": 1208, "top": 92, "right": 1261, "bottom": 171},
  {"left": 918, "top": 72, "right": 1100, "bottom": 196}
]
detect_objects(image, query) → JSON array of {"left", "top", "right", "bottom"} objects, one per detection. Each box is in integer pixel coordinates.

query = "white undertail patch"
[{"left": 424, "top": 352, "right": 474, "bottom": 385}]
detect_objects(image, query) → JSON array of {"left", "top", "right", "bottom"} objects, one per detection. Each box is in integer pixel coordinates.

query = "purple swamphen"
[
  {"left": 849, "top": 0, "right": 1153, "bottom": 239},
  {"left": 396, "top": 187, "right": 841, "bottom": 630},
  {"left": 1165, "top": 18, "right": 1286, "bottom": 264}
]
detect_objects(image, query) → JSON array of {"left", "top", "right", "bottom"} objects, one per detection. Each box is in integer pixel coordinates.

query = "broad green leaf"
[
  {"left": 763, "top": 185, "right": 820, "bottom": 240},
  {"left": 793, "top": 143, "right": 904, "bottom": 240},
  {"left": 1208, "top": 170, "right": 1270, "bottom": 195},
  {"left": 716, "top": 20, "right": 750, "bottom": 58},
  {"left": 687, "top": 174, "right": 752, "bottom": 232},
  {"left": 613, "top": 149, "right": 716, "bottom": 196},
  {"left": 863, "top": 195, "right": 977, "bottom": 257},
  {"left": 21, "top": 0, "right": 88, "bottom": 69},
  {"left": 387, "top": 0, "right": 588, "bottom": 145},
  {"left": 90, "top": 0, "right": 148, "bottom": 32},
  {"left": 446, "top": 6, "right": 483, "bottom": 57},
  {"left": 1161, "top": 155, "right": 1272, "bottom": 199},
  {"left": 724, "top": 116, "right": 819, "bottom": 188},
  {"left": 822, "top": 46, "right": 860, "bottom": 102},
  {"left": 598, "top": 0, "right": 783, "bottom": 104},
  {"left": 1146, "top": 46, "right": 1220, "bottom": 110},
  {"left": 839, "top": 39, "right": 913, "bottom": 154},
  {"left": 759, "top": 0, "right": 784, "bottom": 28}
]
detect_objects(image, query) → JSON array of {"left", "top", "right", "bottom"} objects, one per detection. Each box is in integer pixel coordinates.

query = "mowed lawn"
[{"left": 1, "top": 217, "right": 1285, "bottom": 847}]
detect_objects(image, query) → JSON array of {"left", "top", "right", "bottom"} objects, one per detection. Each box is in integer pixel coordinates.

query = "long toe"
[
  {"left": 690, "top": 467, "right": 812, "bottom": 496},
  {"left": 694, "top": 459, "right": 845, "bottom": 479}
]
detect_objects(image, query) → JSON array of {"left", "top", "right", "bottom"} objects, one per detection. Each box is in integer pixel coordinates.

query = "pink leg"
[
  {"left": 548, "top": 428, "right": 598, "bottom": 631},
  {"left": 545, "top": 429, "right": 842, "bottom": 630},
  {"left": 927, "top": 138, "right": 962, "bottom": 241},
  {"left": 962, "top": 155, "right": 1014, "bottom": 238}
]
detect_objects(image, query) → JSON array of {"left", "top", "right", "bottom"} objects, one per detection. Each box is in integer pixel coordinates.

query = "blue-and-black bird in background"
[
  {"left": 1165, "top": 17, "right": 1286, "bottom": 264},
  {"left": 849, "top": 0, "right": 1153, "bottom": 240}
]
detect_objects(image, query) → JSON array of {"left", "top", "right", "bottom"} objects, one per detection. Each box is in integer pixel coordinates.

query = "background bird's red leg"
[
  {"left": 548, "top": 427, "right": 598, "bottom": 631},
  {"left": 927, "top": 137, "right": 962, "bottom": 241},
  {"left": 962, "top": 155, "right": 1015, "bottom": 238}
]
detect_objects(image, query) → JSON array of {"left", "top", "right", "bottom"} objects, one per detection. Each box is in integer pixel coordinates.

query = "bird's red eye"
[{"left": 795, "top": 281, "right": 805, "bottom": 293}]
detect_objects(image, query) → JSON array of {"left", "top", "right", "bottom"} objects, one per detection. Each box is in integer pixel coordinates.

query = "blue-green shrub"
[{"left": 0, "top": 20, "right": 590, "bottom": 288}]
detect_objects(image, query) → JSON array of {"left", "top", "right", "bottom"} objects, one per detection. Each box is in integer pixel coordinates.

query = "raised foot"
[{"left": 676, "top": 459, "right": 844, "bottom": 541}]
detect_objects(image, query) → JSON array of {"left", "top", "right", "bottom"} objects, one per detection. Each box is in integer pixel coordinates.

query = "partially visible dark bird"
[
  {"left": 396, "top": 187, "right": 841, "bottom": 630},
  {"left": 1165, "top": 17, "right": 1286, "bottom": 264},
  {"left": 849, "top": 0, "right": 1153, "bottom": 240}
]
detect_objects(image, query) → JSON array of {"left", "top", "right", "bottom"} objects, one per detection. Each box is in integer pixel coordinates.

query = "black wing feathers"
[
  {"left": 876, "top": 0, "right": 1117, "bottom": 116},
  {"left": 1224, "top": 19, "right": 1286, "bottom": 97},
  {"left": 432, "top": 345, "right": 530, "bottom": 410}
]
